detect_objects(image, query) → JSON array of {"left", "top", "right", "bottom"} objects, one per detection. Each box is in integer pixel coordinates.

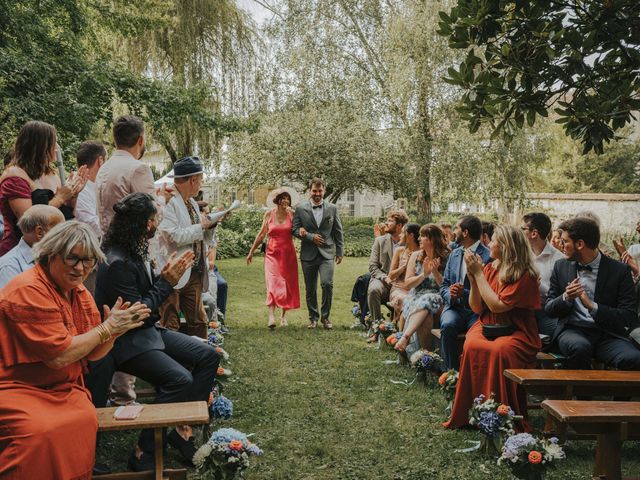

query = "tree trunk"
[{"left": 414, "top": 78, "right": 433, "bottom": 222}]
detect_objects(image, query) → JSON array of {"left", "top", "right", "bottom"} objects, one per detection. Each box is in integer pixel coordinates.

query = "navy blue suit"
[{"left": 438, "top": 242, "right": 491, "bottom": 369}]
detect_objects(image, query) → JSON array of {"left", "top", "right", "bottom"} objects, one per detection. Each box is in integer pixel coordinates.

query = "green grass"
[{"left": 100, "top": 256, "right": 640, "bottom": 479}]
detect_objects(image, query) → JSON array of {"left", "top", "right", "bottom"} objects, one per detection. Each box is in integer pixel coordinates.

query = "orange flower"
[
  {"left": 386, "top": 334, "right": 397, "bottom": 345},
  {"left": 497, "top": 404, "right": 510, "bottom": 416},
  {"left": 528, "top": 451, "right": 542, "bottom": 464},
  {"left": 229, "top": 440, "right": 244, "bottom": 451},
  {"left": 208, "top": 392, "right": 213, "bottom": 406},
  {"left": 379, "top": 324, "right": 386, "bottom": 331},
  {"left": 209, "top": 321, "right": 219, "bottom": 329},
  {"left": 217, "top": 367, "right": 225, "bottom": 376},
  {"left": 438, "top": 372, "right": 449, "bottom": 386},
  {"left": 215, "top": 347, "right": 223, "bottom": 354}
]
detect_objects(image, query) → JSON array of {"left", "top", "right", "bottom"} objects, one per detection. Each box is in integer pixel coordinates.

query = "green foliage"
[
  {"left": 438, "top": 0, "right": 640, "bottom": 155},
  {"left": 226, "top": 102, "right": 411, "bottom": 201}
]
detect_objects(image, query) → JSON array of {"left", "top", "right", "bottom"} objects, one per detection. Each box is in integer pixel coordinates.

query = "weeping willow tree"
[{"left": 92, "top": 0, "right": 262, "bottom": 163}]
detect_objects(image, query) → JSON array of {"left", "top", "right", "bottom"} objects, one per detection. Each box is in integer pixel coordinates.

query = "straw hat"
[{"left": 266, "top": 186, "right": 300, "bottom": 207}]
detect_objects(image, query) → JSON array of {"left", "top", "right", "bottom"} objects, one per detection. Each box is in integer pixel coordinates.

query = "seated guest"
[
  {"left": 0, "top": 205, "right": 64, "bottom": 289},
  {"left": 367, "top": 208, "right": 409, "bottom": 322},
  {"left": 445, "top": 225, "right": 541, "bottom": 431},
  {"left": 481, "top": 221, "right": 495, "bottom": 247},
  {"left": 620, "top": 219, "right": 640, "bottom": 274},
  {"left": 545, "top": 217, "right": 640, "bottom": 369},
  {"left": 521, "top": 212, "right": 564, "bottom": 337},
  {"left": 438, "top": 215, "right": 491, "bottom": 370},
  {"left": 0, "top": 221, "right": 148, "bottom": 479},
  {"left": 550, "top": 228, "right": 563, "bottom": 252},
  {"left": 88, "top": 193, "right": 220, "bottom": 470},
  {"left": 575, "top": 210, "right": 616, "bottom": 257},
  {"left": 387, "top": 223, "right": 421, "bottom": 331},
  {"left": 395, "top": 224, "right": 450, "bottom": 352}
]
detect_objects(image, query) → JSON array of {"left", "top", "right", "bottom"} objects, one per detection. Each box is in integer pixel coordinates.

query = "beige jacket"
[{"left": 369, "top": 234, "right": 394, "bottom": 281}]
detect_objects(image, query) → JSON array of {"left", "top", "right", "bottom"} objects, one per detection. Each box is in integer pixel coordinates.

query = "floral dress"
[{"left": 402, "top": 256, "right": 444, "bottom": 320}]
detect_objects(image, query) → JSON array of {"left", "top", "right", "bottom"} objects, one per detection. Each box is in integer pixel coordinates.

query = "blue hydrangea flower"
[
  {"left": 210, "top": 428, "right": 248, "bottom": 445},
  {"left": 420, "top": 353, "right": 434, "bottom": 368},
  {"left": 473, "top": 394, "right": 486, "bottom": 405},
  {"left": 211, "top": 395, "right": 233, "bottom": 420},
  {"left": 246, "top": 444, "right": 263, "bottom": 456},
  {"left": 502, "top": 432, "right": 537, "bottom": 454},
  {"left": 477, "top": 411, "right": 501, "bottom": 437}
]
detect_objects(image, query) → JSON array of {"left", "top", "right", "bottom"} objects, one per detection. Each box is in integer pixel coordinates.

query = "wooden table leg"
[
  {"left": 593, "top": 427, "right": 621, "bottom": 480},
  {"left": 154, "top": 428, "right": 163, "bottom": 480}
]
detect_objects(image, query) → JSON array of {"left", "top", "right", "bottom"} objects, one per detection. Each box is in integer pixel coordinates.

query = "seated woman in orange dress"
[
  {"left": 0, "top": 221, "right": 149, "bottom": 480},
  {"left": 444, "top": 225, "right": 541, "bottom": 432}
]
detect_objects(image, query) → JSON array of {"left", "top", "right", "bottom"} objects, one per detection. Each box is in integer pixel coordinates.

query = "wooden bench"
[
  {"left": 542, "top": 400, "right": 640, "bottom": 480},
  {"left": 97, "top": 401, "right": 209, "bottom": 480}
]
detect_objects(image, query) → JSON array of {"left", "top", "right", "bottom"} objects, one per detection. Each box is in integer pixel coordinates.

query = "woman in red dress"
[
  {"left": 247, "top": 187, "right": 300, "bottom": 328},
  {"left": 0, "top": 221, "right": 148, "bottom": 479},
  {"left": 444, "top": 224, "right": 541, "bottom": 431}
]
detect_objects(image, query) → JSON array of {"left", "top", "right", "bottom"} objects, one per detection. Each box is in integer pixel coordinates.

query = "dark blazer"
[
  {"left": 440, "top": 242, "right": 491, "bottom": 310},
  {"left": 95, "top": 246, "right": 174, "bottom": 364},
  {"left": 544, "top": 254, "right": 636, "bottom": 341},
  {"left": 292, "top": 200, "right": 344, "bottom": 261}
]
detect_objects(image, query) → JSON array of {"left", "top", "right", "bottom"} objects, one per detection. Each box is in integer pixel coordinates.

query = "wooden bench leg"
[
  {"left": 154, "top": 427, "right": 163, "bottom": 480},
  {"left": 593, "top": 428, "right": 621, "bottom": 480}
]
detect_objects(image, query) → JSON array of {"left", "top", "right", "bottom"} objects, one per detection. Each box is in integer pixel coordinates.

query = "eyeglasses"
[
  {"left": 520, "top": 226, "right": 530, "bottom": 231},
  {"left": 63, "top": 255, "right": 97, "bottom": 268}
]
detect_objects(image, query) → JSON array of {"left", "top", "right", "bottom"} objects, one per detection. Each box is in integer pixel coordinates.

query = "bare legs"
[
  {"left": 267, "top": 305, "right": 288, "bottom": 328},
  {"left": 395, "top": 310, "right": 434, "bottom": 352}
]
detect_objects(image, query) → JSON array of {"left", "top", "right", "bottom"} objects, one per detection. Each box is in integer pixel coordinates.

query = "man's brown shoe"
[
  {"left": 322, "top": 319, "right": 333, "bottom": 330},
  {"left": 308, "top": 321, "right": 318, "bottom": 329}
]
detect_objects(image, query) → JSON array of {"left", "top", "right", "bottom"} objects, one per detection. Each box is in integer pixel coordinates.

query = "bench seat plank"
[
  {"left": 97, "top": 401, "right": 209, "bottom": 432},
  {"left": 542, "top": 400, "right": 640, "bottom": 424},
  {"left": 506, "top": 369, "right": 640, "bottom": 387}
]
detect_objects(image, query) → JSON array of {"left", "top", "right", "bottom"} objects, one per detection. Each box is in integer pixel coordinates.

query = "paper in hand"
[{"left": 207, "top": 200, "right": 241, "bottom": 224}]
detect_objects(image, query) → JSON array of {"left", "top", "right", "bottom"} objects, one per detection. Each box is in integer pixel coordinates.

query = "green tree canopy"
[{"left": 438, "top": 0, "right": 640, "bottom": 154}]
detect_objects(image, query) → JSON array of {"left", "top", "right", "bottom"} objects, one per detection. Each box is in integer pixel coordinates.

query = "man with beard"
[
  {"left": 87, "top": 193, "right": 220, "bottom": 471},
  {"left": 367, "top": 209, "right": 409, "bottom": 322},
  {"left": 545, "top": 217, "right": 640, "bottom": 369},
  {"left": 292, "top": 178, "right": 344, "bottom": 329}
]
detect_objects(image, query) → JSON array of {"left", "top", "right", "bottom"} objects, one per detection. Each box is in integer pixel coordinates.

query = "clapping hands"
[
  {"left": 463, "top": 249, "right": 483, "bottom": 276},
  {"left": 103, "top": 297, "right": 150, "bottom": 337},
  {"left": 160, "top": 251, "right": 195, "bottom": 286},
  {"left": 421, "top": 256, "right": 441, "bottom": 276}
]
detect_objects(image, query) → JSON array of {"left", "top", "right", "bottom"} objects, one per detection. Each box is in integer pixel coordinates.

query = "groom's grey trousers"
[{"left": 302, "top": 253, "right": 335, "bottom": 321}]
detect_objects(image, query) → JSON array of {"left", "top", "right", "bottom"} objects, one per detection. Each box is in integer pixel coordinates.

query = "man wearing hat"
[{"left": 158, "top": 156, "right": 218, "bottom": 338}]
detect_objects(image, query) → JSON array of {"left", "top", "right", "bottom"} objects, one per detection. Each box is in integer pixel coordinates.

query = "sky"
[{"left": 236, "top": 0, "right": 273, "bottom": 25}]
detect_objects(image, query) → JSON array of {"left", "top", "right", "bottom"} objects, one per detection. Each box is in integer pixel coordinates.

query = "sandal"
[
  {"left": 268, "top": 319, "right": 276, "bottom": 330},
  {"left": 394, "top": 335, "right": 409, "bottom": 352},
  {"left": 280, "top": 316, "right": 288, "bottom": 327}
]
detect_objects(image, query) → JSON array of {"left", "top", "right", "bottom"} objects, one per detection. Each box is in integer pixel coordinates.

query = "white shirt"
[
  {"left": 628, "top": 243, "right": 640, "bottom": 264},
  {"left": 74, "top": 181, "right": 101, "bottom": 240},
  {"left": 460, "top": 240, "right": 482, "bottom": 282},
  {"left": 0, "top": 238, "right": 34, "bottom": 289},
  {"left": 534, "top": 242, "right": 565, "bottom": 302},
  {"left": 311, "top": 200, "right": 324, "bottom": 227}
]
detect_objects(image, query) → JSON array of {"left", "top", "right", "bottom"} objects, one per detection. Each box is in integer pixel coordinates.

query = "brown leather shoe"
[
  {"left": 308, "top": 321, "right": 318, "bottom": 329},
  {"left": 322, "top": 319, "right": 333, "bottom": 330}
]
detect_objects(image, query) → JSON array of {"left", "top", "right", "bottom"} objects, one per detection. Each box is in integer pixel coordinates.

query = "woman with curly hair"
[
  {"left": 88, "top": 193, "right": 220, "bottom": 471},
  {"left": 444, "top": 225, "right": 540, "bottom": 431},
  {"left": 395, "top": 224, "right": 450, "bottom": 352}
]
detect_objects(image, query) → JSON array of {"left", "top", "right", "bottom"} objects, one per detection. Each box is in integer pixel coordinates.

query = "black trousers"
[
  {"left": 556, "top": 324, "right": 640, "bottom": 370},
  {"left": 86, "top": 329, "right": 219, "bottom": 454}
]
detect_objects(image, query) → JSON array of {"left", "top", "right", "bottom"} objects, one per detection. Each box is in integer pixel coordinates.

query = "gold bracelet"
[{"left": 95, "top": 323, "right": 112, "bottom": 344}]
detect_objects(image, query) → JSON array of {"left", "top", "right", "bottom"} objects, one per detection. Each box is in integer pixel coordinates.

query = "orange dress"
[
  {"left": 444, "top": 264, "right": 541, "bottom": 431},
  {"left": 0, "top": 265, "right": 100, "bottom": 480}
]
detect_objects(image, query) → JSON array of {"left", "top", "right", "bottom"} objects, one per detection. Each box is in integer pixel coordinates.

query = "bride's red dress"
[
  {"left": 444, "top": 264, "right": 541, "bottom": 431},
  {"left": 264, "top": 210, "right": 300, "bottom": 309}
]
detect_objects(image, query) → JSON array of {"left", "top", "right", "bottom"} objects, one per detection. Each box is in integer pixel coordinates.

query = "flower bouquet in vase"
[
  {"left": 498, "top": 433, "right": 565, "bottom": 480},
  {"left": 193, "top": 428, "right": 263, "bottom": 480},
  {"left": 438, "top": 369, "right": 458, "bottom": 412},
  {"left": 409, "top": 349, "right": 444, "bottom": 385},
  {"left": 468, "top": 393, "right": 522, "bottom": 456}
]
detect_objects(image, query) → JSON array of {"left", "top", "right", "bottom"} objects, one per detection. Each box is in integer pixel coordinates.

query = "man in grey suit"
[
  {"left": 292, "top": 178, "right": 344, "bottom": 329},
  {"left": 368, "top": 209, "right": 408, "bottom": 321}
]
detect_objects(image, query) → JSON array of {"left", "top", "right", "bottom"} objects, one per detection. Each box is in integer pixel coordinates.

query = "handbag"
[{"left": 482, "top": 323, "right": 516, "bottom": 340}]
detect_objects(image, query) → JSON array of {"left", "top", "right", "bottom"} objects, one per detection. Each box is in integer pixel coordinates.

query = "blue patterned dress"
[{"left": 402, "top": 257, "right": 444, "bottom": 320}]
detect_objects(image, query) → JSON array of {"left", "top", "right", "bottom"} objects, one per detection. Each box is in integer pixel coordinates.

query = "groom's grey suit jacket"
[{"left": 292, "top": 200, "right": 344, "bottom": 262}]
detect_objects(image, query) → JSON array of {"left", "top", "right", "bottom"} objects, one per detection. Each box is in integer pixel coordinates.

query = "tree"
[
  {"left": 438, "top": 0, "right": 640, "bottom": 154},
  {"left": 226, "top": 102, "right": 411, "bottom": 201}
]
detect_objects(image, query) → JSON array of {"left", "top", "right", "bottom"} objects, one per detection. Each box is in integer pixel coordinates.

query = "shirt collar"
[
  {"left": 469, "top": 240, "right": 481, "bottom": 253},
  {"left": 311, "top": 200, "right": 324, "bottom": 207},
  {"left": 17, "top": 237, "right": 34, "bottom": 265},
  {"left": 537, "top": 242, "right": 555, "bottom": 259},
  {"left": 578, "top": 251, "right": 601, "bottom": 270}
]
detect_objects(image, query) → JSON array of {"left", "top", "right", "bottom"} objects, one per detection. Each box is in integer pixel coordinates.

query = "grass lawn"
[{"left": 99, "top": 256, "right": 640, "bottom": 479}]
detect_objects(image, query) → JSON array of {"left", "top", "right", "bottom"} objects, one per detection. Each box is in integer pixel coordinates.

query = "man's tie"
[
  {"left": 312, "top": 204, "right": 322, "bottom": 209},
  {"left": 576, "top": 264, "right": 593, "bottom": 272}
]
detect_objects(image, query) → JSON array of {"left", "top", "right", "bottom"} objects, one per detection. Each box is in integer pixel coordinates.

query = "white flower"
[
  {"left": 543, "top": 441, "right": 565, "bottom": 461},
  {"left": 193, "top": 443, "right": 213, "bottom": 467}
]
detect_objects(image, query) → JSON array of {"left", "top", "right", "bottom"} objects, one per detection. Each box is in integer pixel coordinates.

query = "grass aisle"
[{"left": 213, "top": 257, "right": 639, "bottom": 480}]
